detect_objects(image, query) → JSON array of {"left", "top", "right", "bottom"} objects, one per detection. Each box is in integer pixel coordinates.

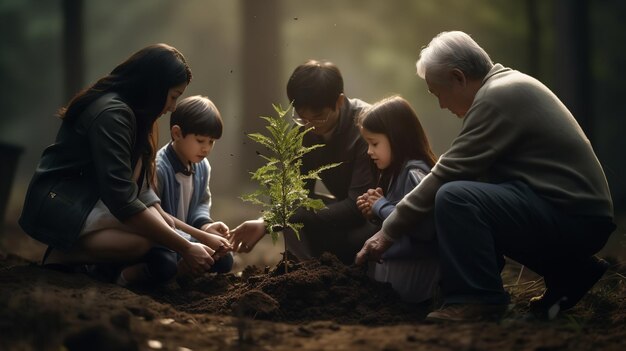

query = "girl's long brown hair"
[{"left": 358, "top": 95, "right": 437, "bottom": 190}]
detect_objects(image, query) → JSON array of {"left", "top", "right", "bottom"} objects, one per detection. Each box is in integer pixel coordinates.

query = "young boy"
[{"left": 154, "top": 95, "right": 233, "bottom": 280}]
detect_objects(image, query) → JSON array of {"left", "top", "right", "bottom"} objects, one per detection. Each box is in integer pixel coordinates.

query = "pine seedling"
[{"left": 241, "top": 103, "right": 339, "bottom": 265}]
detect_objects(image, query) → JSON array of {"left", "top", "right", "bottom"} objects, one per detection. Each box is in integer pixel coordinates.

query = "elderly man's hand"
[{"left": 355, "top": 229, "right": 394, "bottom": 265}]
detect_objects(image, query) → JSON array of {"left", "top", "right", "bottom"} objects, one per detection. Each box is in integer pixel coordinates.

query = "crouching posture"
[
  {"left": 356, "top": 96, "right": 439, "bottom": 304},
  {"left": 357, "top": 31, "right": 614, "bottom": 322}
]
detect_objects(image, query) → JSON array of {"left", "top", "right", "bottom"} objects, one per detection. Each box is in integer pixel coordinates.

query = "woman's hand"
[
  {"left": 154, "top": 203, "right": 176, "bottom": 229},
  {"left": 202, "top": 221, "right": 230, "bottom": 238},
  {"left": 229, "top": 219, "right": 266, "bottom": 253}
]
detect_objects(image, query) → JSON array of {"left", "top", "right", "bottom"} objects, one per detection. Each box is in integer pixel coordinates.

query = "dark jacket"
[
  {"left": 19, "top": 93, "right": 159, "bottom": 249},
  {"left": 293, "top": 97, "right": 377, "bottom": 230}
]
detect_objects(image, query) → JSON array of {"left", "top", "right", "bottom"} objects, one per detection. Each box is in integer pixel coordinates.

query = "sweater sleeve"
[
  {"left": 138, "top": 188, "right": 160, "bottom": 207},
  {"left": 373, "top": 167, "right": 423, "bottom": 220},
  {"left": 189, "top": 160, "right": 213, "bottom": 229},
  {"left": 432, "top": 99, "right": 516, "bottom": 180},
  {"left": 382, "top": 100, "right": 516, "bottom": 240},
  {"left": 382, "top": 173, "right": 442, "bottom": 240},
  {"left": 372, "top": 196, "right": 392, "bottom": 219}
]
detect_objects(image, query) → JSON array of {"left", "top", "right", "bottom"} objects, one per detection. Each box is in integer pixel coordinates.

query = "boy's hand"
[
  {"left": 196, "top": 232, "right": 232, "bottom": 259},
  {"left": 202, "top": 221, "right": 230, "bottom": 238},
  {"left": 179, "top": 243, "right": 215, "bottom": 276}
]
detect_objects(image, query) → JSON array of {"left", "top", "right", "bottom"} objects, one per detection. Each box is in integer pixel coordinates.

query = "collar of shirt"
[{"left": 165, "top": 142, "right": 194, "bottom": 176}]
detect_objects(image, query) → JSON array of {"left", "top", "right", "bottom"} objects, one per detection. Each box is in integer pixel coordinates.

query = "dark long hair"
[
  {"left": 58, "top": 43, "right": 192, "bottom": 185},
  {"left": 358, "top": 95, "right": 437, "bottom": 190}
]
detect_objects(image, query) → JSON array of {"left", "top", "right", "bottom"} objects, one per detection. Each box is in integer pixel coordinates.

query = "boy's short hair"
[
  {"left": 170, "top": 95, "right": 222, "bottom": 138},
  {"left": 286, "top": 60, "right": 344, "bottom": 112}
]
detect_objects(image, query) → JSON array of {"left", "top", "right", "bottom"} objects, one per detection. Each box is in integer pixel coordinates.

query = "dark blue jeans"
[{"left": 434, "top": 180, "right": 614, "bottom": 305}]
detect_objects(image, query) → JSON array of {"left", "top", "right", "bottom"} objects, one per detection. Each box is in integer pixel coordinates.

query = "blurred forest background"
[{"left": 1, "top": 0, "right": 625, "bottom": 263}]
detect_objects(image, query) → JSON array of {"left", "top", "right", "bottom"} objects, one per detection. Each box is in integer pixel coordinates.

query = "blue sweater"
[
  {"left": 372, "top": 160, "right": 436, "bottom": 259},
  {"left": 156, "top": 142, "right": 213, "bottom": 229}
]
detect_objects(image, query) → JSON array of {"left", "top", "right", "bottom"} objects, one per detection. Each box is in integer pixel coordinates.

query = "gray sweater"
[{"left": 382, "top": 64, "right": 613, "bottom": 240}]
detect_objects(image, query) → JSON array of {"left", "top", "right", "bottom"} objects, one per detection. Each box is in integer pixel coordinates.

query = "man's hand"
[
  {"left": 229, "top": 219, "right": 266, "bottom": 253},
  {"left": 355, "top": 229, "right": 394, "bottom": 265}
]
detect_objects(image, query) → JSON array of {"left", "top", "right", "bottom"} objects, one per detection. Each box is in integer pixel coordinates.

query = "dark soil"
[
  {"left": 148, "top": 252, "right": 429, "bottom": 325},
  {"left": 1, "top": 249, "right": 626, "bottom": 351}
]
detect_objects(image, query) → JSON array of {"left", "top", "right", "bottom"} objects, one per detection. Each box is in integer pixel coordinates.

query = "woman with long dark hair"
[{"left": 20, "top": 44, "right": 218, "bottom": 281}]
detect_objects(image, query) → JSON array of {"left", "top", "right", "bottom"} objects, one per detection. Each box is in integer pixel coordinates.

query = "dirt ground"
[{"left": 1, "top": 239, "right": 626, "bottom": 351}]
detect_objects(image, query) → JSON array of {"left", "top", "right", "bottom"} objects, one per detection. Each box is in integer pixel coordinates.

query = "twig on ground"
[{"left": 515, "top": 265, "right": 525, "bottom": 285}]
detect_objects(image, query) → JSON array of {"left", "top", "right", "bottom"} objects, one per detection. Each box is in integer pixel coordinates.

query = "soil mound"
[{"left": 149, "top": 252, "right": 429, "bottom": 324}]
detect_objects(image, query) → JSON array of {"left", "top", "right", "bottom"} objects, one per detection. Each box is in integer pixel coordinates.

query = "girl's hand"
[
  {"left": 366, "top": 187, "right": 384, "bottom": 205},
  {"left": 202, "top": 221, "right": 230, "bottom": 238},
  {"left": 356, "top": 193, "right": 374, "bottom": 219},
  {"left": 179, "top": 243, "right": 215, "bottom": 276}
]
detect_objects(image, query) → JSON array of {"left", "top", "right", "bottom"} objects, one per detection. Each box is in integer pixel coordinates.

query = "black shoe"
[
  {"left": 85, "top": 263, "right": 124, "bottom": 283},
  {"left": 529, "top": 256, "right": 610, "bottom": 319},
  {"left": 426, "top": 303, "right": 509, "bottom": 322},
  {"left": 40, "top": 246, "right": 88, "bottom": 274}
]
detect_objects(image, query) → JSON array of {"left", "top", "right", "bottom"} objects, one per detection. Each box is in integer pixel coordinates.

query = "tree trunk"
[
  {"left": 62, "top": 0, "right": 85, "bottom": 102},
  {"left": 553, "top": 0, "right": 592, "bottom": 140},
  {"left": 526, "top": 0, "right": 540, "bottom": 78},
  {"left": 240, "top": 0, "right": 282, "bottom": 184}
]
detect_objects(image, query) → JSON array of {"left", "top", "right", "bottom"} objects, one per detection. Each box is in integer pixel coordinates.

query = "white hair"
[{"left": 416, "top": 31, "right": 493, "bottom": 80}]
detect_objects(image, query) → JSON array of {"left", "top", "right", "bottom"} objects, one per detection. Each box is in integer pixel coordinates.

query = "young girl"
[
  {"left": 19, "top": 44, "right": 226, "bottom": 282},
  {"left": 356, "top": 95, "right": 439, "bottom": 303}
]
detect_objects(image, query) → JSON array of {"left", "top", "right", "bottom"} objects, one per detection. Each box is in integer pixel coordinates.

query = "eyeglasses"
[{"left": 291, "top": 108, "right": 331, "bottom": 126}]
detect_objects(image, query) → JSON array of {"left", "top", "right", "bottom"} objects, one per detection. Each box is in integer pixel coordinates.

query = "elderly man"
[{"left": 356, "top": 31, "right": 614, "bottom": 322}]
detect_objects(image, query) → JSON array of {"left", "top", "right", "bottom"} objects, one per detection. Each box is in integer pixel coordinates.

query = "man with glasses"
[{"left": 231, "top": 60, "right": 377, "bottom": 264}]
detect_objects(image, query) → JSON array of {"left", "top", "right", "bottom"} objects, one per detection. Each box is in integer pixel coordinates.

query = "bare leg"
[{"left": 44, "top": 229, "right": 152, "bottom": 265}]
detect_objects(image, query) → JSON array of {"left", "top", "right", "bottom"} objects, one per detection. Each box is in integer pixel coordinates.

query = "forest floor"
[{"left": 1, "top": 243, "right": 626, "bottom": 351}]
